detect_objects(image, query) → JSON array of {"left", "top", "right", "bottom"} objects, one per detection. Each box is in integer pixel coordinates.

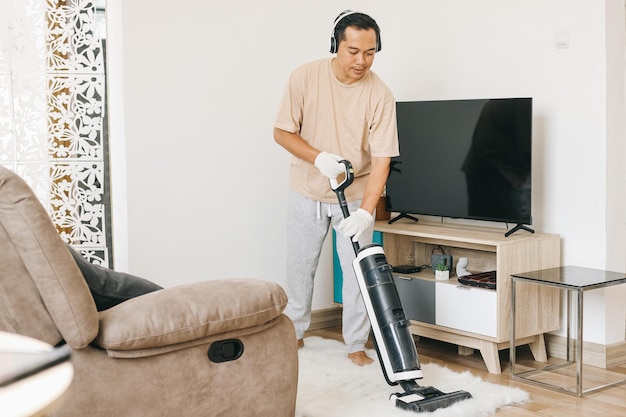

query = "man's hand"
[
  {"left": 314, "top": 152, "right": 345, "bottom": 179},
  {"left": 338, "top": 208, "right": 374, "bottom": 242}
]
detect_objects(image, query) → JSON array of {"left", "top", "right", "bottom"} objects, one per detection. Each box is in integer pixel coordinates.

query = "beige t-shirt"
[{"left": 275, "top": 58, "right": 399, "bottom": 203}]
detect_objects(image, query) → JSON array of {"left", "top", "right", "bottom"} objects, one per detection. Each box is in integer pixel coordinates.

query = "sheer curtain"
[{"left": 0, "top": 0, "right": 112, "bottom": 266}]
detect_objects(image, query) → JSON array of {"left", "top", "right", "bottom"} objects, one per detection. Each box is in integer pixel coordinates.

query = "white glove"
[
  {"left": 338, "top": 208, "right": 374, "bottom": 242},
  {"left": 314, "top": 152, "right": 345, "bottom": 179}
]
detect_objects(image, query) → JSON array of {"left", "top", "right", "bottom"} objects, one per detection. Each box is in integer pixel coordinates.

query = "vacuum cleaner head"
[{"left": 392, "top": 386, "right": 473, "bottom": 413}]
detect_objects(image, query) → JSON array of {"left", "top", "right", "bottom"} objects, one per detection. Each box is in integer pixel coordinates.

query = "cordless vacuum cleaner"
[{"left": 330, "top": 160, "right": 472, "bottom": 413}]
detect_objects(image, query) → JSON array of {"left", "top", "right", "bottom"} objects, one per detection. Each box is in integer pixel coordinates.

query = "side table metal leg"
[
  {"left": 510, "top": 279, "right": 517, "bottom": 376},
  {"left": 565, "top": 290, "right": 571, "bottom": 361},
  {"left": 576, "top": 289, "right": 584, "bottom": 397}
]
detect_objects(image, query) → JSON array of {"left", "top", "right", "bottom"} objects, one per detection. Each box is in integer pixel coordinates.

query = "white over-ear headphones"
[{"left": 329, "top": 10, "right": 381, "bottom": 54}]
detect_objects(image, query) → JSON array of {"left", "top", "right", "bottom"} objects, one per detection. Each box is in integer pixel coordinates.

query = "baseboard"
[
  {"left": 309, "top": 306, "right": 342, "bottom": 330},
  {"left": 545, "top": 334, "right": 626, "bottom": 368}
]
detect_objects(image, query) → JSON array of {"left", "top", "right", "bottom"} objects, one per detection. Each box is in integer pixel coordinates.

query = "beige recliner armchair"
[{"left": 0, "top": 166, "right": 298, "bottom": 417}]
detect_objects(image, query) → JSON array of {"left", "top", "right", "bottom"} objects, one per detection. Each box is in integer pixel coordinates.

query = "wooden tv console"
[{"left": 375, "top": 219, "right": 561, "bottom": 374}]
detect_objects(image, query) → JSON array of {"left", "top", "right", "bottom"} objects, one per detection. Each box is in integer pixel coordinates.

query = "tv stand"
[
  {"left": 374, "top": 220, "right": 560, "bottom": 374},
  {"left": 388, "top": 212, "right": 419, "bottom": 224},
  {"left": 505, "top": 223, "right": 535, "bottom": 237}
]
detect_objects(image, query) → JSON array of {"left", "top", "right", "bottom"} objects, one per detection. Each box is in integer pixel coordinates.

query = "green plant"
[{"left": 435, "top": 261, "right": 448, "bottom": 271}]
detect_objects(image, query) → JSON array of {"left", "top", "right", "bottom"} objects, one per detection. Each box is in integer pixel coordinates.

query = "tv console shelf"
[{"left": 375, "top": 219, "right": 561, "bottom": 374}]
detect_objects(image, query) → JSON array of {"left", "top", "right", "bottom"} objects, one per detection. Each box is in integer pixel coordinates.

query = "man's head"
[
  {"left": 330, "top": 11, "right": 381, "bottom": 84},
  {"left": 329, "top": 11, "right": 381, "bottom": 54}
]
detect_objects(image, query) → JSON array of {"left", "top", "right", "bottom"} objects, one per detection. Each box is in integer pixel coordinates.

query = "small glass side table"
[{"left": 510, "top": 265, "right": 626, "bottom": 397}]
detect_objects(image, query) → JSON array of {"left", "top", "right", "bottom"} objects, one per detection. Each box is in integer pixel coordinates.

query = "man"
[{"left": 274, "top": 10, "right": 399, "bottom": 366}]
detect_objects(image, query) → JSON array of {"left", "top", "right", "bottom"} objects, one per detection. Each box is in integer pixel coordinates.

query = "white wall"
[{"left": 108, "top": 1, "right": 626, "bottom": 342}]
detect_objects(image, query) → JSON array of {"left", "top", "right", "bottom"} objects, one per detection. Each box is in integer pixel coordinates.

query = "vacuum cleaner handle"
[
  {"left": 329, "top": 159, "right": 354, "bottom": 191},
  {"left": 329, "top": 160, "right": 353, "bottom": 219},
  {"left": 329, "top": 160, "right": 360, "bottom": 254}
]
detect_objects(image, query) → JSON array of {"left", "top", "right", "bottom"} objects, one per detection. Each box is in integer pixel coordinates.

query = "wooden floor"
[{"left": 305, "top": 326, "right": 626, "bottom": 416}]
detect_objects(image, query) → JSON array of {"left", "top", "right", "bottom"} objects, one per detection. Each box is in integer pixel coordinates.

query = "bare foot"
[
  {"left": 348, "top": 351, "right": 374, "bottom": 366},
  {"left": 297, "top": 339, "right": 304, "bottom": 349}
]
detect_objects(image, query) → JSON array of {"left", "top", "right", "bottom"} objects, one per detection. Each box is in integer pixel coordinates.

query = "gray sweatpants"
[{"left": 283, "top": 190, "right": 373, "bottom": 353}]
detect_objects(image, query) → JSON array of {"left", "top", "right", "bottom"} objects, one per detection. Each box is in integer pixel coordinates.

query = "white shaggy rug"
[{"left": 295, "top": 337, "right": 529, "bottom": 417}]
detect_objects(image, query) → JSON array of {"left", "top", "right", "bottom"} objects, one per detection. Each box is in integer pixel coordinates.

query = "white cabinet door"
[{"left": 435, "top": 282, "right": 497, "bottom": 337}]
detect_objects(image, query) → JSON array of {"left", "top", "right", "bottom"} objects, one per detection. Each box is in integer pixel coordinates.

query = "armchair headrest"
[{"left": 0, "top": 166, "right": 98, "bottom": 348}]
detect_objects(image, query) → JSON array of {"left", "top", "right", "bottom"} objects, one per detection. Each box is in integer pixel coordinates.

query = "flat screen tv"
[{"left": 386, "top": 98, "right": 533, "bottom": 236}]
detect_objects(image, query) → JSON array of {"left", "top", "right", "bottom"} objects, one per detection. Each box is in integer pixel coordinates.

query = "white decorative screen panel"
[{"left": 1, "top": 0, "right": 111, "bottom": 266}]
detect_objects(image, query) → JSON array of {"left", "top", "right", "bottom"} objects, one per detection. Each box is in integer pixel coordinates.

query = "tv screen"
[{"left": 386, "top": 98, "right": 532, "bottom": 229}]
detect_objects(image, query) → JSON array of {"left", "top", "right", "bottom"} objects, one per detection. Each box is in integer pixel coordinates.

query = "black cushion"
[{"left": 68, "top": 245, "right": 163, "bottom": 311}]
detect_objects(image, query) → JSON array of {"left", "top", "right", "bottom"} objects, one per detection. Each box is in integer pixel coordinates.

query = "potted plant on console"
[{"left": 434, "top": 261, "right": 450, "bottom": 280}]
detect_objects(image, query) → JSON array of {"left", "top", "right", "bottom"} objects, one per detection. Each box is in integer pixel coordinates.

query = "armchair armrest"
[{"left": 94, "top": 279, "right": 288, "bottom": 357}]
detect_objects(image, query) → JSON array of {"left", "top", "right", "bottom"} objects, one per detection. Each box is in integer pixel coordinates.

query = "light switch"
[{"left": 555, "top": 31, "right": 570, "bottom": 49}]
